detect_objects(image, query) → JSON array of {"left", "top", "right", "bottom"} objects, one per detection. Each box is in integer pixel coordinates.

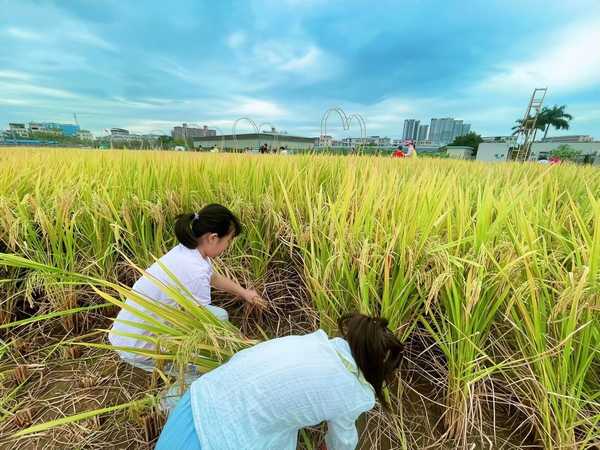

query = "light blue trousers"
[{"left": 155, "top": 390, "right": 201, "bottom": 450}]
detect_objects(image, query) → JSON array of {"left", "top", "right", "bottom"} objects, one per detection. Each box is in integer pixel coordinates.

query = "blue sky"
[{"left": 1, "top": 0, "right": 599, "bottom": 139}]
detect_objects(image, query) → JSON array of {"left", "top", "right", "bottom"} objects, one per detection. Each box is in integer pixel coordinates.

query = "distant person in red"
[{"left": 392, "top": 145, "right": 405, "bottom": 158}]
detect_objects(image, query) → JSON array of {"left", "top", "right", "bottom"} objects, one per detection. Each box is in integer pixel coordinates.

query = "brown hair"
[{"left": 338, "top": 313, "right": 403, "bottom": 408}]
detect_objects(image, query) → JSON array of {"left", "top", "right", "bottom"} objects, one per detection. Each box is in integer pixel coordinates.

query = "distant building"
[
  {"left": 446, "top": 145, "right": 475, "bottom": 160},
  {"left": 347, "top": 137, "right": 368, "bottom": 146},
  {"left": 477, "top": 140, "right": 600, "bottom": 163},
  {"left": 28, "top": 122, "right": 80, "bottom": 136},
  {"left": 193, "top": 133, "right": 315, "bottom": 151},
  {"left": 172, "top": 124, "right": 216, "bottom": 140},
  {"left": 542, "top": 135, "right": 593, "bottom": 143},
  {"left": 378, "top": 137, "right": 391, "bottom": 147},
  {"left": 109, "top": 128, "right": 143, "bottom": 142},
  {"left": 78, "top": 130, "right": 94, "bottom": 140},
  {"left": 8, "top": 123, "right": 28, "bottom": 137},
  {"left": 317, "top": 135, "right": 333, "bottom": 147},
  {"left": 482, "top": 136, "right": 516, "bottom": 144},
  {"left": 429, "top": 118, "right": 471, "bottom": 144},
  {"left": 402, "top": 119, "right": 420, "bottom": 140},
  {"left": 417, "top": 124, "right": 429, "bottom": 141}
]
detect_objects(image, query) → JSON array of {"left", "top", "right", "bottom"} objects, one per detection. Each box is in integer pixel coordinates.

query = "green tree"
[
  {"left": 550, "top": 144, "right": 581, "bottom": 161},
  {"left": 538, "top": 105, "right": 573, "bottom": 140},
  {"left": 450, "top": 132, "right": 483, "bottom": 154},
  {"left": 157, "top": 135, "right": 174, "bottom": 149}
]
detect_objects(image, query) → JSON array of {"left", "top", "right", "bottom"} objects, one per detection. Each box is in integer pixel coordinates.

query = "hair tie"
[{"left": 193, "top": 213, "right": 199, "bottom": 221}]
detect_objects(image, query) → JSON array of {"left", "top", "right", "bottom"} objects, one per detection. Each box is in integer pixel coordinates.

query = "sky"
[{"left": 1, "top": 0, "right": 600, "bottom": 139}]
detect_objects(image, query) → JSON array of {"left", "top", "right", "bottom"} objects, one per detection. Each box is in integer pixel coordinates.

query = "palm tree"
[{"left": 538, "top": 105, "right": 573, "bottom": 140}]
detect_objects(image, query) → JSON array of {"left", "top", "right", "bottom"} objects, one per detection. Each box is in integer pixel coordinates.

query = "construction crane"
[{"left": 512, "top": 88, "right": 547, "bottom": 162}]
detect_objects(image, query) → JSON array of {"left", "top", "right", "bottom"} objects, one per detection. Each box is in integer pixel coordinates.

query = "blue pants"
[{"left": 156, "top": 390, "right": 201, "bottom": 450}]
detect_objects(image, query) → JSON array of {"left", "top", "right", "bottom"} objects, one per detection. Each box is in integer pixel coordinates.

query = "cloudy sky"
[{"left": 1, "top": 0, "right": 599, "bottom": 138}]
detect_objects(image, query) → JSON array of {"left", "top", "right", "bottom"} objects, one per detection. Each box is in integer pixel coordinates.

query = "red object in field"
[
  {"left": 393, "top": 150, "right": 405, "bottom": 158},
  {"left": 549, "top": 156, "right": 561, "bottom": 165}
]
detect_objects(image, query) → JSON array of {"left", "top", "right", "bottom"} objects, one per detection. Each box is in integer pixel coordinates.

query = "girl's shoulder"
[{"left": 160, "top": 245, "right": 211, "bottom": 270}]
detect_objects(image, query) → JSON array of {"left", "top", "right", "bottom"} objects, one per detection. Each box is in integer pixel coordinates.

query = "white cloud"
[
  {"left": 0, "top": 81, "right": 80, "bottom": 99},
  {"left": 0, "top": 98, "right": 30, "bottom": 106},
  {"left": 281, "top": 46, "right": 322, "bottom": 71},
  {"left": 5, "top": 27, "right": 43, "bottom": 41},
  {"left": 227, "top": 32, "right": 247, "bottom": 49},
  {"left": 233, "top": 97, "right": 287, "bottom": 118},
  {"left": 477, "top": 17, "right": 600, "bottom": 95},
  {"left": 250, "top": 41, "right": 343, "bottom": 83},
  {"left": 0, "top": 70, "right": 33, "bottom": 81},
  {"left": 4, "top": 21, "right": 115, "bottom": 51},
  {"left": 67, "top": 29, "right": 116, "bottom": 51}
]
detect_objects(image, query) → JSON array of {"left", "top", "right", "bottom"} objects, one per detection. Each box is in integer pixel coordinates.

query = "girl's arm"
[{"left": 210, "top": 273, "right": 267, "bottom": 308}]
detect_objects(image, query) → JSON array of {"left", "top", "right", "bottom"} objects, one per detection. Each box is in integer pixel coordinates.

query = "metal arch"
[
  {"left": 320, "top": 107, "right": 368, "bottom": 152},
  {"left": 258, "top": 122, "right": 279, "bottom": 150},
  {"left": 320, "top": 107, "right": 349, "bottom": 148},
  {"left": 347, "top": 113, "right": 367, "bottom": 150},
  {"left": 232, "top": 117, "right": 260, "bottom": 151}
]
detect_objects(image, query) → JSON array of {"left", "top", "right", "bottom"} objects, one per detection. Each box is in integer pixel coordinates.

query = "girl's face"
[{"left": 199, "top": 231, "right": 235, "bottom": 258}]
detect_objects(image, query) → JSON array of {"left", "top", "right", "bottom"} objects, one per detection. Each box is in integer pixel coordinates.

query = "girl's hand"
[{"left": 243, "top": 288, "right": 267, "bottom": 309}]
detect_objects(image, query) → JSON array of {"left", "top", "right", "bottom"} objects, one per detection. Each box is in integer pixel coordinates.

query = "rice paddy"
[{"left": 0, "top": 147, "right": 599, "bottom": 449}]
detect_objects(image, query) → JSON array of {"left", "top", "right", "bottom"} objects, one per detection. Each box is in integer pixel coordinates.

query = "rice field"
[{"left": 0, "top": 147, "right": 599, "bottom": 449}]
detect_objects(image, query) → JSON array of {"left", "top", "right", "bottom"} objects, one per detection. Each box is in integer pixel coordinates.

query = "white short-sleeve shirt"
[{"left": 109, "top": 244, "right": 212, "bottom": 354}]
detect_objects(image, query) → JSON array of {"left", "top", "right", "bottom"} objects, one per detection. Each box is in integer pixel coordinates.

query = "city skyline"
[{"left": 1, "top": 1, "right": 599, "bottom": 139}]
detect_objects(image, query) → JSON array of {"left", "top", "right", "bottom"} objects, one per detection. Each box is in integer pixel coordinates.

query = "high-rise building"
[
  {"left": 440, "top": 118, "right": 456, "bottom": 144},
  {"left": 429, "top": 119, "right": 439, "bottom": 143},
  {"left": 417, "top": 124, "right": 429, "bottom": 141},
  {"left": 452, "top": 120, "right": 463, "bottom": 141},
  {"left": 402, "top": 119, "right": 420, "bottom": 140},
  {"left": 429, "top": 118, "right": 472, "bottom": 144}
]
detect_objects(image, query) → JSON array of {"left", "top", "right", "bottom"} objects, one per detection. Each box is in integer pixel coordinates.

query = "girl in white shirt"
[{"left": 109, "top": 203, "right": 266, "bottom": 371}]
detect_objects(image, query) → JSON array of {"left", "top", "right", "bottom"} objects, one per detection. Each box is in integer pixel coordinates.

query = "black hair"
[
  {"left": 174, "top": 204, "right": 242, "bottom": 249},
  {"left": 338, "top": 313, "right": 404, "bottom": 409}
]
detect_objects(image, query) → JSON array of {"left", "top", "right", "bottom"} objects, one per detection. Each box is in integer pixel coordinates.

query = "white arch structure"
[
  {"left": 320, "top": 107, "right": 367, "bottom": 151},
  {"left": 258, "top": 122, "right": 279, "bottom": 149},
  {"left": 232, "top": 117, "right": 260, "bottom": 151}
]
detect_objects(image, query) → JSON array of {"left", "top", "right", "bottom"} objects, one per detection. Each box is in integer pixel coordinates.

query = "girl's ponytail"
[{"left": 174, "top": 213, "right": 199, "bottom": 249}]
